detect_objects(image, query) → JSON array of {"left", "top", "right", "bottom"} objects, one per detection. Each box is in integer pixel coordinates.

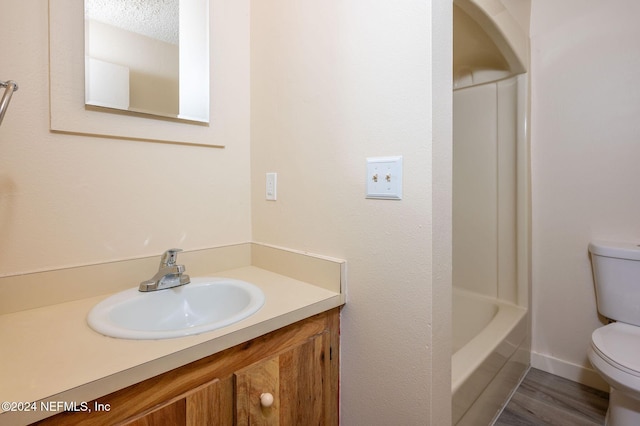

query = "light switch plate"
[
  {"left": 266, "top": 172, "right": 277, "bottom": 201},
  {"left": 366, "top": 156, "right": 403, "bottom": 199}
]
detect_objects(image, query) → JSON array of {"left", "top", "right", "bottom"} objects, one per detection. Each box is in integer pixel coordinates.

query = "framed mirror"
[
  {"left": 49, "top": 0, "right": 221, "bottom": 146},
  {"left": 84, "top": 0, "right": 209, "bottom": 123}
]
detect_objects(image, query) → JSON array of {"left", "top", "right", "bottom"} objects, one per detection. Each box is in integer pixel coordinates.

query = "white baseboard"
[{"left": 531, "top": 351, "right": 609, "bottom": 392}]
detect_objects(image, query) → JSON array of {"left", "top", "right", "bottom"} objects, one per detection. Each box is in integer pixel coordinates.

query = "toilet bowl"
[
  {"left": 588, "top": 241, "right": 640, "bottom": 425},
  {"left": 588, "top": 322, "right": 640, "bottom": 425}
]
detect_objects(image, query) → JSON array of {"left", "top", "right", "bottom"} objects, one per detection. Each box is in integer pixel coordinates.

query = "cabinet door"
[
  {"left": 235, "top": 333, "right": 327, "bottom": 426},
  {"left": 121, "top": 378, "right": 232, "bottom": 426}
]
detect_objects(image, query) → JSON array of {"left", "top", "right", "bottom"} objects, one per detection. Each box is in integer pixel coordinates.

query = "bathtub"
[{"left": 452, "top": 288, "right": 529, "bottom": 425}]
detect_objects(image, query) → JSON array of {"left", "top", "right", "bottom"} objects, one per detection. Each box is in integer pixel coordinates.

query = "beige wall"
[
  {"left": 530, "top": 0, "right": 640, "bottom": 389},
  {"left": 0, "top": 0, "right": 251, "bottom": 275},
  {"left": 250, "top": 0, "right": 452, "bottom": 424}
]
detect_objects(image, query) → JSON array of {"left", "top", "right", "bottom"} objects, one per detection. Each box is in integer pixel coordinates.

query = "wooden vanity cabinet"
[
  {"left": 235, "top": 333, "right": 327, "bottom": 425},
  {"left": 120, "top": 378, "right": 227, "bottom": 425},
  {"left": 33, "top": 309, "right": 339, "bottom": 426}
]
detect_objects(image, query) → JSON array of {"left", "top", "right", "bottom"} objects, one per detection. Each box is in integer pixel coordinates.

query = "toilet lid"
[{"left": 592, "top": 323, "right": 640, "bottom": 375}]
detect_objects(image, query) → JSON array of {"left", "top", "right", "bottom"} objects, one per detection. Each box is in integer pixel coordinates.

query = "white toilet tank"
[{"left": 589, "top": 241, "right": 640, "bottom": 326}]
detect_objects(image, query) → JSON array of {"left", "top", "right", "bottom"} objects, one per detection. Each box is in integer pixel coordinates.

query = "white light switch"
[
  {"left": 366, "top": 156, "right": 403, "bottom": 199},
  {"left": 266, "top": 172, "right": 277, "bottom": 201}
]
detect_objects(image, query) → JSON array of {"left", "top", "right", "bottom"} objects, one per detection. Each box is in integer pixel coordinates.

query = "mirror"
[{"left": 84, "top": 0, "right": 209, "bottom": 123}]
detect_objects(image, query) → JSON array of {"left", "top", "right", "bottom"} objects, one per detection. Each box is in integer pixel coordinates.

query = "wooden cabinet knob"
[{"left": 260, "top": 392, "right": 274, "bottom": 408}]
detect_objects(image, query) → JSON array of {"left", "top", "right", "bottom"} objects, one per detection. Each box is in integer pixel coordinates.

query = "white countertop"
[{"left": 0, "top": 266, "right": 344, "bottom": 425}]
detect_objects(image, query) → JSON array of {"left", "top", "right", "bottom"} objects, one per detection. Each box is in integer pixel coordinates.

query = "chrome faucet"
[{"left": 139, "top": 248, "right": 191, "bottom": 292}]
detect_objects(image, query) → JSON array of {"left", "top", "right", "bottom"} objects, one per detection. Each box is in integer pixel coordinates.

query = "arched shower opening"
[{"left": 451, "top": 1, "right": 531, "bottom": 424}]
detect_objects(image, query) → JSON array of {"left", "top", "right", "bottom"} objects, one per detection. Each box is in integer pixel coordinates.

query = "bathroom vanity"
[
  {"left": 0, "top": 243, "right": 345, "bottom": 425},
  {"left": 34, "top": 309, "right": 339, "bottom": 425}
]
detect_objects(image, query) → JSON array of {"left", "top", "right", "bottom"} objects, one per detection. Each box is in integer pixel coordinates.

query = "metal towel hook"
[{"left": 0, "top": 80, "right": 19, "bottom": 126}]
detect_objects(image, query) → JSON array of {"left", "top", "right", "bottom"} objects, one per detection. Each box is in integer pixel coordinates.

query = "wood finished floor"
[{"left": 494, "top": 368, "right": 610, "bottom": 426}]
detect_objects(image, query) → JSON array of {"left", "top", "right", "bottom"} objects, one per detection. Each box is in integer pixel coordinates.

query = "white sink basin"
[{"left": 87, "top": 277, "right": 265, "bottom": 340}]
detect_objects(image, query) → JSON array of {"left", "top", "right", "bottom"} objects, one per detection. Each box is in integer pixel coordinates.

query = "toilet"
[{"left": 588, "top": 241, "right": 640, "bottom": 426}]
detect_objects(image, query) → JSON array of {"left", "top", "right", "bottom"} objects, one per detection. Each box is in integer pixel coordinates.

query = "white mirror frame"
[{"left": 49, "top": 0, "right": 222, "bottom": 147}]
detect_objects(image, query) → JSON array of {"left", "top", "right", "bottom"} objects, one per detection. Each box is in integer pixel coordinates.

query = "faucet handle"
[{"left": 160, "top": 248, "right": 183, "bottom": 267}]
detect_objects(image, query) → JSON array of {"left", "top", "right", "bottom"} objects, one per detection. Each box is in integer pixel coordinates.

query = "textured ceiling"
[{"left": 85, "top": 0, "right": 179, "bottom": 45}]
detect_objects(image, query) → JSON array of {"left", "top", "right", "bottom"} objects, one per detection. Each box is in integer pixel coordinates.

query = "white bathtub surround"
[
  {"left": 453, "top": 75, "right": 527, "bottom": 305},
  {"left": 452, "top": 72, "right": 530, "bottom": 425},
  {"left": 452, "top": 288, "right": 528, "bottom": 425},
  {"left": 452, "top": 1, "right": 531, "bottom": 420}
]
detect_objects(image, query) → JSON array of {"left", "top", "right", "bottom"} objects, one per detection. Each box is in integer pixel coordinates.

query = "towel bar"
[{"left": 0, "top": 79, "right": 19, "bottom": 126}]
